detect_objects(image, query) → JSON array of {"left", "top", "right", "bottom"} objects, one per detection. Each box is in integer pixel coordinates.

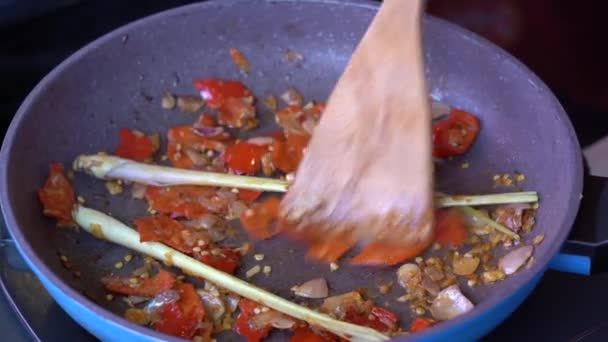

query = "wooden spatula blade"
[{"left": 280, "top": 0, "right": 434, "bottom": 261}]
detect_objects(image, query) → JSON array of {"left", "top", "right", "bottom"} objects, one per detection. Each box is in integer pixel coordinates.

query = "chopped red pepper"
[
  {"left": 234, "top": 298, "right": 272, "bottom": 342},
  {"left": 38, "top": 163, "right": 75, "bottom": 226},
  {"left": 115, "top": 128, "right": 158, "bottom": 162},
  {"left": 409, "top": 318, "right": 434, "bottom": 333},
  {"left": 135, "top": 215, "right": 209, "bottom": 254},
  {"left": 194, "top": 248, "right": 241, "bottom": 274},
  {"left": 144, "top": 185, "right": 214, "bottom": 219},
  {"left": 271, "top": 133, "right": 310, "bottom": 173},
  {"left": 192, "top": 79, "right": 252, "bottom": 109},
  {"left": 239, "top": 197, "right": 281, "bottom": 240},
  {"left": 102, "top": 269, "right": 176, "bottom": 297},
  {"left": 238, "top": 189, "right": 263, "bottom": 202},
  {"left": 152, "top": 283, "right": 206, "bottom": 339},
  {"left": 219, "top": 97, "right": 257, "bottom": 129},
  {"left": 434, "top": 208, "right": 467, "bottom": 248},
  {"left": 289, "top": 327, "right": 337, "bottom": 342},
  {"left": 223, "top": 142, "right": 267, "bottom": 175},
  {"left": 432, "top": 108, "right": 480, "bottom": 157},
  {"left": 343, "top": 306, "right": 398, "bottom": 333}
]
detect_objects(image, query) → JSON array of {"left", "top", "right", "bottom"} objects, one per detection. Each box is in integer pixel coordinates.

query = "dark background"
[{"left": 1, "top": 0, "right": 608, "bottom": 341}]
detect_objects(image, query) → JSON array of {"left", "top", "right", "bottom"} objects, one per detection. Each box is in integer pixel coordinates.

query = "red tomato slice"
[
  {"left": 289, "top": 327, "right": 337, "bottom": 342},
  {"left": 409, "top": 318, "right": 434, "bottom": 333},
  {"left": 102, "top": 269, "right": 176, "bottom": 297},
  {"left": 115, "top": 128, "right": 158, "bottom": 162},
  {"left": 144, "top": 186, "right": 214, "bottom": 219},
  {"left": 234, "top": 299, "right": 272, "bottom": 342},
  {"left": 223, "top": 142, "right": 267, "bottom": 175},
  {"left": 38, "top": 163, "right": 75, "bottom": 226},
  {"left": 194, "top": 248, "right": 241, "bottom": 274},
  {"left": 434, "top": 208, "right": 467, "bottom": 248},
  {"left": 135, "top": 215, "right": 209, "bottom": 254},
  {"left": 192, "top": 79, "right": 252, "bottom": 109},
  {"left": 350, "top": 241, "right": 427, "bottom": 266},
  {"left": 153, "top": 283, "right": 206, "bottom": 339},
  {"left": 432, "top": 108, "right": 481, "bottom": 157},
  {"left": 240, "top": 197, "right": 281, "bottom": 240}
]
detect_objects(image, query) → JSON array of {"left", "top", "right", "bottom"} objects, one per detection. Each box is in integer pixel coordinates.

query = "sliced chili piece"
[
  {"left": 234, "top": 298, "right": 272, "bottom": 342},
  {"left": 192, "top": 79, "right": 252, "bottom": 109},
  {"left": 115, "top": 128, "right": 158, "bottom": 162},
  {"left": 194, "top": 248, "right": 241, "bottom": 274},
  {"left": 409, "top": 318, "right": 434, "bottom": 333},
  {"left": 240, "top": 197, "right": 281, "bottom": 240},
  {"left": 38, "top": 163, "right": 76, "bottom": 226},
  {"left": 152, "top": 283, "right": 206, "bottom": 339},
  {"left": 432, "top": 108, "right": 480, "bottom": 157},
  {"left": 434, "top": 208, "right": 467, "bottom": 248},
  {"left": 102, "top": 269, "right": 176, "bottom": 297},
  {"left": 223, "top": 142, "right": 267, "bottom": 175},
  {"left": 370, "top": 306, "right": 398, "bottom": 331},
  {"left": 145, "top": 185, "right": 214, "bottom": 219},
  {"left": 350, "top": 241, "right": 426, "bottom": 266},
  {"left": 135, "top": 215, "right": 209, "bottom": 254}
]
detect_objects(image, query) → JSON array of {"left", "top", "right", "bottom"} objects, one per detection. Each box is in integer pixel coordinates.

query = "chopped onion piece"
[
  {"left": 431, "top": 101, "right": 451, "bottom": 119},
  {"left": 421, "top": 275, "right": 440, "bottom": 297},
  {"left": 430, "top": 285, "right": 474, "bottom": 321},
  {"left": 292, "top": 278, "right": 328, "bottom": 299},
  {"left": 197, "top": 288, "right": 226, "bottom": 323},
  {"left": 250, "top": 310, "right": 295, "bottom": 330},
  {"left": 130, "top": 183, "right": 146, "bottom": 199},
  {"left": 126, "top": 295, "right": 150, "bottom": 305},
  {"left": 320, "top": 291, "right": 362, "bottom": 317},
  {"left": 145, "top": 290, "right": 179, "bottom": 320},
  {"left": 499, "top": 245, "right": 534, "bottom": 275},
  {"left": 281, "top": 88, "right": 303, "bottom": 107}
]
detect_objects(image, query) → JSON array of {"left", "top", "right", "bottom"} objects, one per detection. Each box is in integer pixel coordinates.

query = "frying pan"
[{"left": 0, "top": 0, "right": 582, "bottom": 341}]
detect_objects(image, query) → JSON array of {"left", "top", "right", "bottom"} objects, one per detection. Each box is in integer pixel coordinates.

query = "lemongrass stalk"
[
  {"left": 73, "top": 154, "right": 288, "bottom": 192},
  {"left": 459, "top": 206, "right": 520, "bottom": 240},
  {"left": 73, "top": 205, "right": 388, "bottom": 342},
  {"left": 435, "top": 192, "right": 538, "bottom": 208},
  {"left": 74, "top": 154, "right": 538, "bottom": 208}
]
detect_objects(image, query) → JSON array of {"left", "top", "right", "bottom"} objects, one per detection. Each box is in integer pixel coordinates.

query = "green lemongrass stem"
[
  {"left": 435, "top": 192, "right": 538, "bottom": 208},
  {"left": 74, "top": 155, "right": 538, "bottom": 209},
  {"left": 73, "top": 154, "right": 288, "bottom": 192},
  {"left": 459, "top": 206, "right": 520, "bottom": 240},
  {"left": 73, "top": 205, "right": 388, "bottom": 342}
]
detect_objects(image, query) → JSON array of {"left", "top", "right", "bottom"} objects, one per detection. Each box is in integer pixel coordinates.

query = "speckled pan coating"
[{"left": 0, "top": 0, "right": 582, "bottom": 341}]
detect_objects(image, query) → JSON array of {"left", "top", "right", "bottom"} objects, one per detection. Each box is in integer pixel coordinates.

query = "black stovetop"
[{"left": 1, "top": 1, "right": 608, "bottom": 341}]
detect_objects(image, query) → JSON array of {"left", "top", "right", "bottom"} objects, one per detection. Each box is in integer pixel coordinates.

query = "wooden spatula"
[{"left": 280, "top": 0, "right": 434, "bottom": 264}]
